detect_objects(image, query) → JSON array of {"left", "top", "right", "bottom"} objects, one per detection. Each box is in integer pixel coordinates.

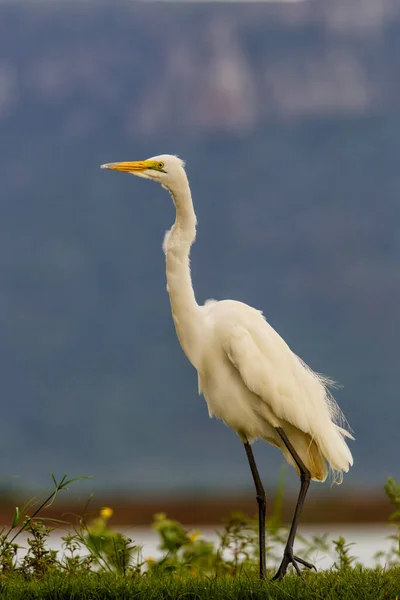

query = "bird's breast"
[{"left": 198, "top": 355, "right": 266, "bottom": 441}]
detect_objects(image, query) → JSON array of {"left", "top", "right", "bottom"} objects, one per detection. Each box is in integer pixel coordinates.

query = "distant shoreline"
[{"left": 0, "top": 492, "right": 390, "bottom": 526}]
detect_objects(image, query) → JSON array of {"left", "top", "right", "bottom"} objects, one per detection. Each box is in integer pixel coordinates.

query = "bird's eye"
[{"left": 158, "top": 162, "right": 164, "bottom": 169}]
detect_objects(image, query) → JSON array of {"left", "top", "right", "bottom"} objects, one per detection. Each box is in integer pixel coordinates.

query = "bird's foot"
[{"left": 272, "top": 550, "right": 316, "bottom": 580}]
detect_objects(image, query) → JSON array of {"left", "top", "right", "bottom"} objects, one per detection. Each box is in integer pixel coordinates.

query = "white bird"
[{"left": 101, "top": 154, "right": 354, "bottom": 579}]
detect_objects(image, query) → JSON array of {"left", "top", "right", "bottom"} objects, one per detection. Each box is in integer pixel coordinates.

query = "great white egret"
[{"left": 101, "top": 154, "right": 354, "bottom": 579}]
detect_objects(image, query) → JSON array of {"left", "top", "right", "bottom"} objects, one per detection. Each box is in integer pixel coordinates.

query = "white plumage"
[
  {"left": 101, "top": 153, "right": 353, "bottom": 579},
  {"left": 199, "top": 298, "right": 353, "bottom": 483}
]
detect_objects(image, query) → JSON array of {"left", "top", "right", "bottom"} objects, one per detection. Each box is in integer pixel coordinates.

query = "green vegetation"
[
  {"left": 0, "top": 475, "right": 399, "bottom": 598},
  {"left": 0, "top": 569, "right": 399, "bottom": 600}
]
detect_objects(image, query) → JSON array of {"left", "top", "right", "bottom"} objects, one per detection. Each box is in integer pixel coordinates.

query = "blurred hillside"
[{"left": 0, "top": 0, "right": 399, "bottom": 495}]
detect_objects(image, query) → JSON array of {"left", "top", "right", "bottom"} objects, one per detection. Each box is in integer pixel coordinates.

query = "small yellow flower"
[
  {"left": 189, "top": 531, "right": 199, "bottom": 542},
  {"left": 100, "top": 506, "right": 114, "bottom": 519}
]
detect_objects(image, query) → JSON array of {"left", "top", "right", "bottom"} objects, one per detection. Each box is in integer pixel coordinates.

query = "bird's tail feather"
[
  {"left": 277, "top": 423, "right": 328, "bottom": 482},
  {"left": 276, "top": 421, "right": 353, "bottom": 483},
  {"left": 317, "top": 423, "right": 354, "bottom": 485}
]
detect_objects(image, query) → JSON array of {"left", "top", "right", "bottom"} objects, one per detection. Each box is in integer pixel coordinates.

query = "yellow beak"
[{"left": 100, "top": 161, "right": 148, "bottom": 173}]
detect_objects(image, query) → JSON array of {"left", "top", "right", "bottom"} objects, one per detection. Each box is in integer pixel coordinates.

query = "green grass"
[
  {"left": 0, "top": 475, "right": 399, "bottom": 598},
  {"left": 0, "top": 568, "right": 399, "bottom": 600}
]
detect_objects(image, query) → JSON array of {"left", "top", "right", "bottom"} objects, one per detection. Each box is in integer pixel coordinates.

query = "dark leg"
[
  {"left": 244, "top": 442, "right": 266, "bottom": 580},
  {"left": 272, "top": 427, "right": 316, "bottom": 580}
]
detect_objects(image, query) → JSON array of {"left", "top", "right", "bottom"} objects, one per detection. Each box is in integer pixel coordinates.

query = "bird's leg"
[
  {"left": 244, "top": 441, "right": 266, "bottom": 580},
  {"left": 272, "top": 427, "right": 315, "bottom": 580}
]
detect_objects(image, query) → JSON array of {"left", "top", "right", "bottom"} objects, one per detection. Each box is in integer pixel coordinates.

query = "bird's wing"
[{"left": 221, "top": 323, "right": 328, "bottom": 435}]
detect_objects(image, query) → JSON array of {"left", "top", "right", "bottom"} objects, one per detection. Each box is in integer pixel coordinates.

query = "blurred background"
[{"left": 0, "top": 0, "right": 399, "bottom": 526}]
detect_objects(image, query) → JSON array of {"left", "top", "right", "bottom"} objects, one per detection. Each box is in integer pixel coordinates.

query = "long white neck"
[{"left": 162, "top": 174, "right": 203, "bottom": 368}]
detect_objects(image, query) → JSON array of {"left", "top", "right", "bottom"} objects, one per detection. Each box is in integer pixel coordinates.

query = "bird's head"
[{"left": 100, "top": 154, "right": 186, "bottom": 191}]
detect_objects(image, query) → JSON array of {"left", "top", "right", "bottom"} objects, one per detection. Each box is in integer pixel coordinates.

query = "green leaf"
[{"left": 11, "top": 507, "right": 19, "bottom": 529}]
